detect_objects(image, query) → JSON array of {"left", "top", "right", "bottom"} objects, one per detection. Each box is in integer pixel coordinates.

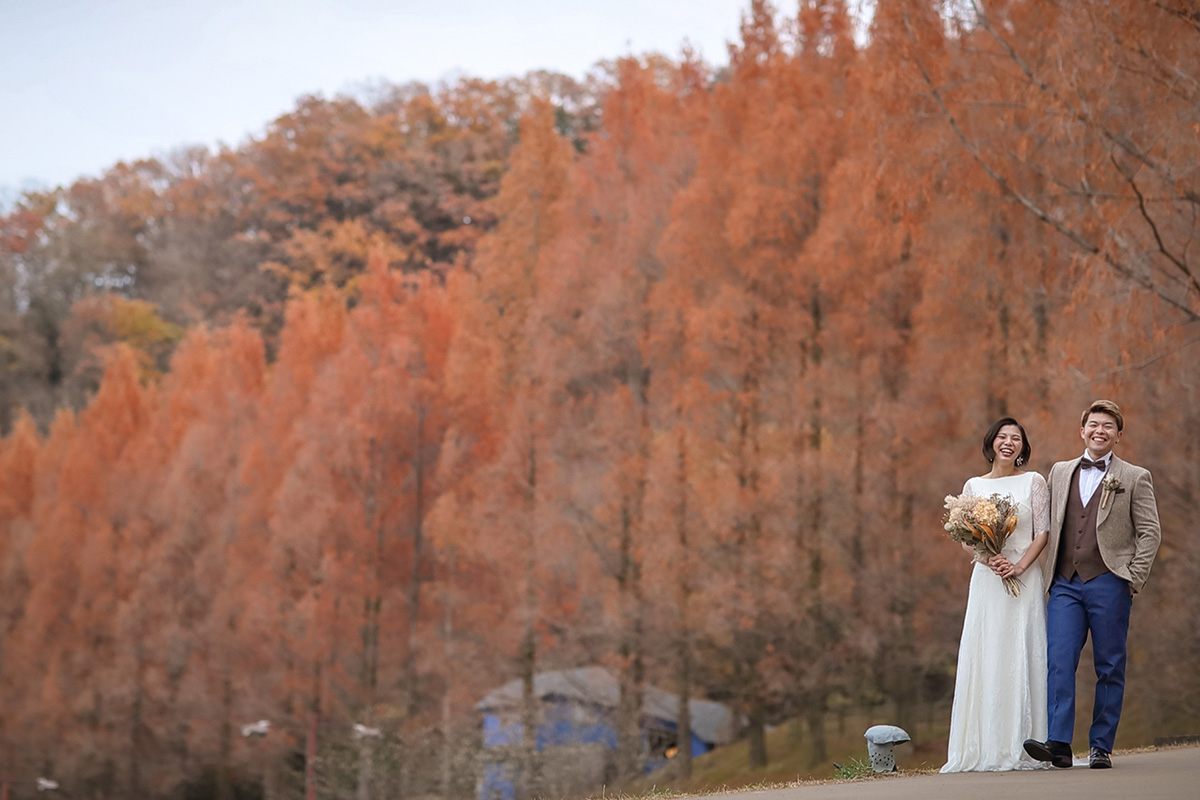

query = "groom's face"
[{"left": 1081, "top": 412, "right": 1122, "bottom": 458}]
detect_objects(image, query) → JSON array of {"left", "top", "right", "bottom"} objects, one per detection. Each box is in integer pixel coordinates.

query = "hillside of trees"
[{"left": 1, "top": 2, "right": 1198, "bottom": 798}]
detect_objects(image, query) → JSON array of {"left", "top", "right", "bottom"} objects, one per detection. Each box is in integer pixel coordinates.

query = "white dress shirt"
[{"left": 1078, "top": 451, "right": 1112, "bottom": 506}]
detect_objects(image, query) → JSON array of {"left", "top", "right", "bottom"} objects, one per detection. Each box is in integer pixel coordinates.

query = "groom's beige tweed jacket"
[{"left": 1044, "top": 454, "right": 1162, "bottom": 594}]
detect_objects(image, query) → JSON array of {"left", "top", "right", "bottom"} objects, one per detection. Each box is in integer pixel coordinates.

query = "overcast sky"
[{"left": 0, "top": 0, "right": 755, "bottom": 196}]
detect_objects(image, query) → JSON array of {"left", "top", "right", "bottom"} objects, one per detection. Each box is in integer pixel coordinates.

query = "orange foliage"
[{"left": 2, "top": 3, "right": 1198, "bottom": 796}]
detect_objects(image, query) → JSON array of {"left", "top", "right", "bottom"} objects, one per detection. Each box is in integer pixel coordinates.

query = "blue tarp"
[
  {"left": 482, "top": 714, "right": 618, "bottom": 750},
  {"left": 479, "top": 709, "right": 711, "bottom": 800}
]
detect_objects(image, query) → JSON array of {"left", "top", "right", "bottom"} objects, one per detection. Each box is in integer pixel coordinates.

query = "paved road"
[{"left": 720, "top": 747, "right": 1199, "bottom": 800}]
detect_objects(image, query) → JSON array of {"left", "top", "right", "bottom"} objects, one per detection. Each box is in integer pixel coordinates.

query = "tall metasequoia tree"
[
  {"left": 641, "top": 298, "right": 702, "bottom": 779},
  {"left": 258, "top": 289, "right": 351, "bottom": 800},
  {"left": 751, "top": 1, "right": 858, "bottom": 765},
  {"left": 653, "top": 0, "right": 810, "bottom": 767},
  {"left": 7, "top": 347, "right": 151, "bottom": 795},
  {"left": 528, "top": 54, "right": 708, "bottom": 781},
  {"left": 71, "top": 348, "right": 156, "bottom": 795},
  {"left": 231, "top": 288, "right": 348, "bottom": 800},
  {"left": 465, "top": 97, "right": 573, "bottom": 800},
  {"left": 643, "top": 295, "right": 743, "bottom": 779},
  {"left": 175, "top": 321, "right": 267, "bottom": 800},
  {"left": 146, "top": 326, "right": 239, "bottom": 788},
  {"left": 0, "top": 412, "right": 40, "bottom": 782},
  {"left": 270, "top": 252, "right": 455, "bottom": 800},
  {"left": 5, "top": 410, "right": 88, "bottom": 780},
  {"left": 428, "top": 263, "right": 509, "bottom": 798}
]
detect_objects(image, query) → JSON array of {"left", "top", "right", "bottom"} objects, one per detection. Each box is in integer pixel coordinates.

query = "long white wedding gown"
[{"left": 941, "top": 471, "right": 1050, "bottom": 772}]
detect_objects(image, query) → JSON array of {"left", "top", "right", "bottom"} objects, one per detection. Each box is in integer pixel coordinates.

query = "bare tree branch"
[
  {"left": 968, "top": 0, "right": 1164, "bottom": 174},
  {"left": 1118, "top": 154, "right": 1200, "bottom": 296},
  {"left": 1088, "top": 330, "right": 1200, "bottom": 380},
  {"left": 901, "top": 13, "right": 1200, "bottom": 324},
  {"left": 1152, "top": 1, "right": 1200, "bottom": 36}
]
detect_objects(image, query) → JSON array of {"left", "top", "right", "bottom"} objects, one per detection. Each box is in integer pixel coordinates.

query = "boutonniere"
[{"left": 1101, "top": 475, "right": 1123, "bottom": 509}]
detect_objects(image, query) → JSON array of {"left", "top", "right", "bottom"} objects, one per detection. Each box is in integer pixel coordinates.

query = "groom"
[{"left": 1024, "top": 400, "right": 1161, "bottom": 769}]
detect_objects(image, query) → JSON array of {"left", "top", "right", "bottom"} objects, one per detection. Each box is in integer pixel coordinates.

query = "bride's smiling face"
[{"left": 992, "top": 425, "right": 1024, "bottom": 466}]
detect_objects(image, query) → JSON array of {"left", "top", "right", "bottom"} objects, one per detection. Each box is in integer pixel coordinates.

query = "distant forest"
[{"left": 1, "top": 2, "right": 1198, "bottom": 799}]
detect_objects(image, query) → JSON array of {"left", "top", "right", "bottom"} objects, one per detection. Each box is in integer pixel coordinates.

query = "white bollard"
[{"left": 863, "top": 725, "right": 911, "bottom": 773}]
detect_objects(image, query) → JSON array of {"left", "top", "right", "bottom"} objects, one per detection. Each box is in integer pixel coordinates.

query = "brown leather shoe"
[
  {"left": 1089, "top": 748, "right": 1112, "bottom": 769},
  {"left": 1024, "top": 739, "right": 1073, "bottom": 768}
]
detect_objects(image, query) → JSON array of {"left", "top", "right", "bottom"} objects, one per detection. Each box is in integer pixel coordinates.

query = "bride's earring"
[{"left": 1015, "top": 456, "right": 1025, "bottom": 467}]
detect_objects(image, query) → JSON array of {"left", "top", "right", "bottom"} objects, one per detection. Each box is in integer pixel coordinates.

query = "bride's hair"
[{"left": 982, "top": 416, "right": 1032, "bottom": 466}]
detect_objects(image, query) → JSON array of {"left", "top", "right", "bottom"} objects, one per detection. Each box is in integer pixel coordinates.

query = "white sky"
[{"left": 0, "top": 0, "right": 756, "bottom": 196}]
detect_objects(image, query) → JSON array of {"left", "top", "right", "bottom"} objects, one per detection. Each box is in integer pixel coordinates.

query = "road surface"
[{"left": 717, "top": 746, "right": 1199, "bottom": 800}]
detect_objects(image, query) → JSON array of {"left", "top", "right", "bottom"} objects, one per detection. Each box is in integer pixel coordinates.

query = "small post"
[
  {"left": 863, "top": 725, "right": 911, "bottom": 773},
  {"left": 242, "top": 720, "right": 272, "bottom": 799}
]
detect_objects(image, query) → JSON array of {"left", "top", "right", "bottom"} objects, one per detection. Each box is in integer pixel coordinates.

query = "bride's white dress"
[{"left": 941, "top": 471, "right": 1050, "bottom": 772}]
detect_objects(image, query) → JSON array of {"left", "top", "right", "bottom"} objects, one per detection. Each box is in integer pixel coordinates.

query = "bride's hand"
[
  {"left": 988, "top": 556, "right": 1013, "bottom": 577},
  {"left": 996, "top": 560, "right": 1025, "bottom": 579}
]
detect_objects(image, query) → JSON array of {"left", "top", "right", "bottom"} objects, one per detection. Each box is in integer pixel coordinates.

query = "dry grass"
[
  {"left": 588, "top": 743, "right": 1199, "bottom": 800},
  {"left": 612, "top": 705, "right": 951, "bottom": 799},
  {"left": 600, "top": 699, "right": 1199, "bottom": 800}
]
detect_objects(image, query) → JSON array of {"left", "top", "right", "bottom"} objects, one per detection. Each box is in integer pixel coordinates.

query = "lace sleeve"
[{"left": 1031, "top": 472, "right": 1050, "bottom": 537}]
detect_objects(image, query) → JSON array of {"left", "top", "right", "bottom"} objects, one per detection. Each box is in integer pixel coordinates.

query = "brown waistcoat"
[{"left": 1057, "top": 464, "right": 1110, "bottom": 581}]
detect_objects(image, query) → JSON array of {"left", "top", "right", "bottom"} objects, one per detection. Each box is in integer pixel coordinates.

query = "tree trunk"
[
  {"left": 518, "top": 432, "right": 541, "bottom": 800},
  {"left": 804, "top": 290, "right": 828, "bottom": 769},
  {"left": 358, "top": 436, "right": 385, "bottom": 800},
  {"left": 676, "top": 656, "right": 692, "bottom": 779},
  {"left": 129, "top": 644, "right": 145, "bottom": 797},
  {"left": 737, "top": 308, "right": 768, "bottom": 770},
  {"left": 885, "top": 450, "right": 918, "bottom": 736},
  {"left": 805, "top": 700, "right": 827, "bottom": 768},
  {"left": 673, "top": 424, "right": 693, "bottom": 780},
  {"left": 216, "top": 666, "right": 234, "bottom": 800},
  {"left": 617, "top": 314, "right": 653, "bottom": 784},
  {"left": 746, "top": 684, "right": 768, "bottom": 769},
  {"left": 518, "top": 624, "right": 539, "bottom": 800},
  {"left": 404, "top": 403, "right": 429, "bottom": 728},
  {"left": 262, "top": 739, "right": 278, "bottom": 800},
  {"left": 440, "top": 550, "right": 456, "bottom": 798},
  {"left": 616, "top": 499, "right": 646, "bottom": 784},
  {"left": 306, "top": 662, "right": 320, "bottom": 800}
]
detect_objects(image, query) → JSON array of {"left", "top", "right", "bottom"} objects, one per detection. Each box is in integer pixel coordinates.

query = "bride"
[{"left": 941, "top": 417, "right": 1051, "bottom": 772}]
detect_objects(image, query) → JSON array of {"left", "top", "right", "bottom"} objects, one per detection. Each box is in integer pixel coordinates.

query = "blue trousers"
[{"left": 1046, "top": 572, "right": 1132, "bottom": 753}]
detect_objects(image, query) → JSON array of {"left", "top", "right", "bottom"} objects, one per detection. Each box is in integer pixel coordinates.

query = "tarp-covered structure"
[{"left": 477, "top": 666, "right": 734, "bottom": 800}]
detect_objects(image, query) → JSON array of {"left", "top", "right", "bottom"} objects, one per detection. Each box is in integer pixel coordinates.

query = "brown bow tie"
[{"left": 1080, "top": 457, "right": 1107, "bottom": 471}]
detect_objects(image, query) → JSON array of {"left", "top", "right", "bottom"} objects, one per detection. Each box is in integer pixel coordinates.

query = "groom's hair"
[
  {"left": 982, "top": 416, "right": 1032, "bottom": 465},
  {"left": 1081, "top": 399, "right": 1124, "bottom": 431}
]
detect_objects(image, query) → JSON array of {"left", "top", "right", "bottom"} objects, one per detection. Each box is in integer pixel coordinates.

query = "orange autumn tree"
[
  {"left": 527, "top": 53, "right": 708, "bottom": 779},
  {"left": 165, "top": 320, "right": 267, "bottom": 799},
  {"left": 4, "top": 347, "right": 151, "bottom": 793},
  {"left": 449, "top": 96, "right": 574, "bottom": 800},
  {"left": 4, "top": 410, "right": 88, "bottom": 781},
  {"left": 243, "top": 287, "right": 349, "bottom": 799},
  {"left": 652, "top": 0, "right": 831, "bottom": 765},
  {"left": 272, "top": 251, "right": 457, "bottom": 799},
  {"left": 0, "top": 412, "right": 41, "bottom": 780}
]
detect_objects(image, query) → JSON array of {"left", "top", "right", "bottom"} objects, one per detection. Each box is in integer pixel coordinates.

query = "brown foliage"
[{"left": 2, "top": 3, "right": 1198, "bottom": 796}]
